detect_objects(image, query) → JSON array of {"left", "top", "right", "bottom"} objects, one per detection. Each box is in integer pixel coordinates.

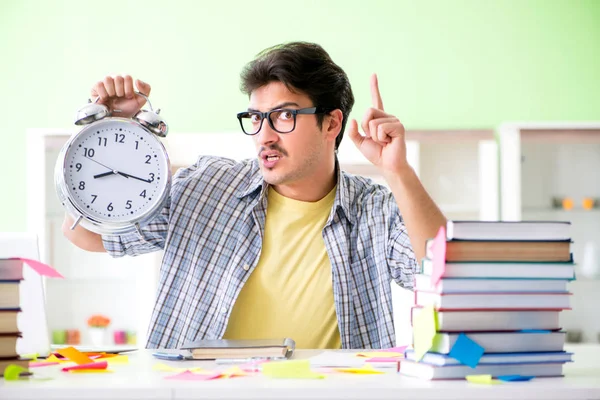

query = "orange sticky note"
[
  {"left": 431, "top": 226, "right": 447, "bottom": 285},
  {"left": 57, "top": 347, "right": 94, "bottom": 365}
]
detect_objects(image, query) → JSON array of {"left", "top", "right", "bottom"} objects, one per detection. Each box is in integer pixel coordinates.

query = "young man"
[{"left": 63, "top": 42, "right": 446, "bottom": 349}]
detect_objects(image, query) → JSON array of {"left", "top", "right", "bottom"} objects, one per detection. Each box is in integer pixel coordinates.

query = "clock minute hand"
[{"left": 118, "top": 171, "right": 151, "bottom": 183}]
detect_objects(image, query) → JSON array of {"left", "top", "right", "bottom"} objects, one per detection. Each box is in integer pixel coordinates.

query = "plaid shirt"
[{"left": 103, "top": 156, "right": 417, "bottom": 349}]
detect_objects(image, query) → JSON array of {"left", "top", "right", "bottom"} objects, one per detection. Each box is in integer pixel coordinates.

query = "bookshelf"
[
  {"left": 27, "top": 128, "right": 498, "bottom": 347},
  {"left": 499, "top": 122, "right": 600, "bottom": 343}
]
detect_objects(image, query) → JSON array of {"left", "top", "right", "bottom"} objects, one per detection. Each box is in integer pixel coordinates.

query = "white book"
[
  {"left": 411, "top": 309, "right": 561, "bottom": 331},
  {"left": 430, "top": 332, "right": 566, "bottom": 354},
  {"left": 416, "top": 291, "right": 571, "bottom": 310},
  {"left": 446, "top": 220, "right": 571, "bottom": 241},
  {"left": 404, "top": 350, "right": 573, "bottom": 366},
  {"left": 414, "top": 274, "right": 569, "bottom": 293},
  {"left": 400, "top": 360, "right": 564, "bottom": 380},
  {"left": 421, "top": 258, "right": 575, "bottom": 279}
]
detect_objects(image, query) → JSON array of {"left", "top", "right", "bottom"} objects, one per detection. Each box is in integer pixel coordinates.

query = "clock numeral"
[
  {"left": 91, "top": 194, "right": 97, "bottom": 203},
  {"left": 79, "top": 181, "right": 86, "bottom": 190},
  {"left": 148, "top": 173, "right": 155, "bottom": 182},
  {"left": 98, "top": 137, "right": 107, "bottom": 146},
  {"left": 140, "top": 190, "right": 147, "bottom": 198},
  {"left": 107, "top": 202, "right": 114, "bottom": 212},
  {"left": 135, "top": 141, "right": 139, "bottom": 150},
  {"left": 84, "top": 148, "right": 95, "bottom": 158},
  {"left": 115, "top": 133, "right": 125, "bottom": 143},
  {"left": 125, "top": 200, "right": 132, "bottom": 209},
  {"left": 75, "top": 163, "right": 82, "bottom": 172},
  {"left": 145, "top": 155, "right": 152, "bottom": 164}
]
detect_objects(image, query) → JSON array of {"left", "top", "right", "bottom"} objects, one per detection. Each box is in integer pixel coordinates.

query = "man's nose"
[{"left": 257, "top": 120, "right": 280, "bottom": 146}]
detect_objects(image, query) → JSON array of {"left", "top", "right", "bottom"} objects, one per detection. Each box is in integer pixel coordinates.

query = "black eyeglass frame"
[{"left": 236, "top": 106, "right": 333, "bottom": 135}]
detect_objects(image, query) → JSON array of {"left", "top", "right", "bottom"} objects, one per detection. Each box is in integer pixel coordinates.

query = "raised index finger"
[{"left": 370, "top": 73, "right": 384, "bottom": 111}]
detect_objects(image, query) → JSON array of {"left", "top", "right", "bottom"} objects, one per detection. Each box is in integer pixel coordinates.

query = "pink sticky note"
[
  {"left": 29, "top": 361, "right": 59, "bottom": 368},
  {"left": 430, "top": 226, "right": 446, "bottom": 285},
  {"left": 14, "top": 257, "right": 64, "bottom": 278},
  {"left": 381, "top": 346, "right": 407, "bottom": 353},
  {"left": 165, "top": 371, "right": 223, "bottom": 381},
  {"left": 62, "top": 361, "right": 108, "bottom": 372}
]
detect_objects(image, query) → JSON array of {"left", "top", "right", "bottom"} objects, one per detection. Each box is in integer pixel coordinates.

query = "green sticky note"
[
  {"left": 21, "top": 353, "right": 39, "bottom": 362},
  {"left": 4, "top": 364, "right": 29, "bottom": 380},
  {"left": 262, "top": 360, "right": 324, "bottom": 379},
  {"left": 413, "top": 304, "right": 437, "bottom": 361}
]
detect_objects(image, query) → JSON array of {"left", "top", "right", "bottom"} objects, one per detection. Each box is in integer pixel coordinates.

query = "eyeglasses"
[{"left": 236, "top": 107, "right": 332, "bottom": 135}]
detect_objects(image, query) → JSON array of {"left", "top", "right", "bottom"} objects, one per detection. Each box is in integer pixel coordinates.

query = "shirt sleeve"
[
  {"left": 386, "top": 202, "right": 418, "bottom": 290},
  {"left": 101, "top": 158, "right": 203, "bottom": 257}
]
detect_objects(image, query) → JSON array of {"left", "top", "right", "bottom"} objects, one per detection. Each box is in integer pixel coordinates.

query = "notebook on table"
[{"left": 180, "top": 338, "right": 295, "bottom": 360}]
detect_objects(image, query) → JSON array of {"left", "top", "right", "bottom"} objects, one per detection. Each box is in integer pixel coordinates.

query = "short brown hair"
[{"left": 240, "top": 42, "right": 354, "bottom": 150}]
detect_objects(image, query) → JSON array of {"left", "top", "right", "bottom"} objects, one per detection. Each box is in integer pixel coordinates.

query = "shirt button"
[
  {"left": 242, "top": 264, "right": 250, "bottom": 271},
  {"left": 220, "top": 307, "right": 227, "bottom": 314}
]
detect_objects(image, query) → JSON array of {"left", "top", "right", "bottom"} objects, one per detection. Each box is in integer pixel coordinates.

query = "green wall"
[{"left": 1, "top": 0, "right": 599, "bottom": 231}]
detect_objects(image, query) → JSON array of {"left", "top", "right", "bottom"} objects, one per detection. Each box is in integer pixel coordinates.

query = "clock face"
[{"left": 61, "top": 119, "right": 170, "bottom": 224}]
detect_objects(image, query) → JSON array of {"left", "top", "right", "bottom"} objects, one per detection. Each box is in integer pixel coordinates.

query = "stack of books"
[
  {"left": 0, "top": 258, "right": 29, "bottom": 375},
  {"left": 400, "top": 220, "right": 575, "bottom": 380}
]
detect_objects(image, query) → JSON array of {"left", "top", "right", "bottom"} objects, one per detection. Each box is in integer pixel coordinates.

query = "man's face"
[{"left": 249, "top": 82, "right": 329, "bottom": 187}]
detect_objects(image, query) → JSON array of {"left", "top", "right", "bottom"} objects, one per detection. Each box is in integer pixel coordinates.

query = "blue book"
[{"left": 404, "top": 350, "right": 573, "bottom": 366}]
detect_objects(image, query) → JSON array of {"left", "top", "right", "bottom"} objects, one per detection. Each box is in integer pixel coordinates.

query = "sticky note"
[
  {"left": 16, "top": 257, "right": 64, "bottom": 278},
  {"left": 431, "top": 226, "right": 447, "bottom": 285},
  {"left": 62, "top": 361, "right": 107, "bottom": 371},
  {"left": 262, "top": 360, "right": 325, "bottom": 379},
  {"left": 21, "top": 353, "right": 39, "bottom": 361},
  {"left": 222, "top": 366, "right": 248, "bottom": 378},
  {"left": 497, "top": 375, "right": 534, "bottom": 382},
  {"left": 102, "top": 355, "right": 129, "bottom": 364},
  {"left": 165, "top": 371, "right": 223, "bottom": 381},
  {"left": 381, "top": 345, "right": 408, "bottom": 353},
  {"left": 412, "top": 305, "right": 437, "bottom": 361},
  {"left": 466, "top": 374, "right": 501, "bottom": 385},
  {"left": 334, "top": 364, "right": 384, "bottom": 375},
  {"left": 29, "top": 361, "right": 59, "bottom": 368},
  {"left": 57, "top": 347, "right": 94, "bottom": 365},
  {"left": 356, "top": 351, "right": 403, "bottom": 358},
  {"left": 3, "top": 364, "right": 29, "bottom": 380},
  {"left": 449, "top": 333, "right": 484, "bottom": 368},
  {"left": 69, "top": 369, "right": 114, "bottom": 374},
  {"left": 45, "top": 354, "right": 68, "bottom": 363}
]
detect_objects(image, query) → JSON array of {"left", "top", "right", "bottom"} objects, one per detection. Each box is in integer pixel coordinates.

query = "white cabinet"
[
  {"left": 27, "top": 128, "right": 499, "bottom": 348},
  {"left": 499, "top": 122, "right": 600, "bottom": 343}
]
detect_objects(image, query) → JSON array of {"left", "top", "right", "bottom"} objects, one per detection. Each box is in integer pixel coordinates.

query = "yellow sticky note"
[
  {"left": 222, "top": 366, "right": 248, "bottom": 378},
  {"left": 413, "top": 305, "right": 437, "bottom": 361},
  {"left": 466, "top": 374, "right": 501, "bottom": 385},
  {"left": 103, "top": 355, "right": 129, "bottom": 364},
  {"left": 355, "top": 352, "right": 403, "bottom": 358},
  {"left": 262, "top": 360, "right": 324, "bottom": 379},
  {"left": 57, "top": 347, "right": 94, "bottom": 365},
  {"left": 4, "top": 364, "right": 29, "bottom": 380},
  {"left": 44, "top": 354, "right": 69, "bottom": 363},
  {"left": 334, "top": 364, "right": 385, "bottom": 375}
]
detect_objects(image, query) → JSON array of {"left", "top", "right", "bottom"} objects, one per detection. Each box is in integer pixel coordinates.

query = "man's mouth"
[{"left": 265, "top": 155, "right": 280, "bottom": 162}]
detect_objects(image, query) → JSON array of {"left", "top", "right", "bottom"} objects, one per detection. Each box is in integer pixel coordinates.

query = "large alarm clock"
[{"left": 55, "top": 93, "right": 171, "bottom": 235}]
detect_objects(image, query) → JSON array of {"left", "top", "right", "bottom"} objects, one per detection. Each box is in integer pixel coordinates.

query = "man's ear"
[{"left": 324, "top": 109, "right": 344, "bottom": 143}]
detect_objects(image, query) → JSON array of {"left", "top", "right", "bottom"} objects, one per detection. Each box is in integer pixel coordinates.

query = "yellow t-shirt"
[{"left": 223, "top": 186, "right": 341, "bottom": 349}]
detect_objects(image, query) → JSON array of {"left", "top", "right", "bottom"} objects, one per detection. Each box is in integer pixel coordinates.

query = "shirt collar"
[{"left": 233, "top": 158, "right": 357, "bottom": 225}]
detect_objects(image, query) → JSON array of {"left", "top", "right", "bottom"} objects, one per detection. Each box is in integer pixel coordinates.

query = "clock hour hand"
[{"left": 93, "top": 170, "right": 126, "bottom": 179}]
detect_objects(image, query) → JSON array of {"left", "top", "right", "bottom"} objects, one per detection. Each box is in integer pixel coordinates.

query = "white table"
[{"left": 1, "top": 345, "right": 599, "bottom": 400}]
